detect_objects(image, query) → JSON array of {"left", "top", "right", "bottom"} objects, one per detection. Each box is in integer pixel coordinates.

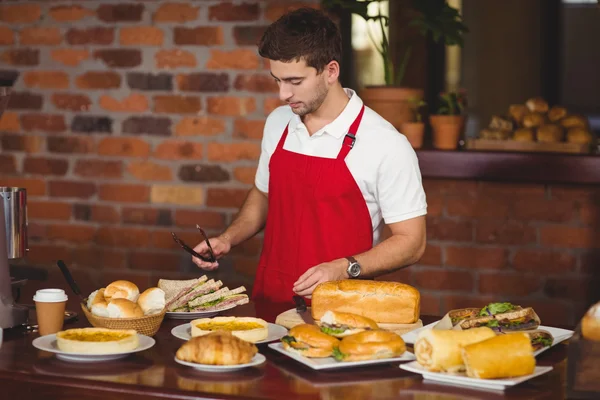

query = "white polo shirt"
[{"left": 255, "top": 88, "right": 428, "bottom": 245}]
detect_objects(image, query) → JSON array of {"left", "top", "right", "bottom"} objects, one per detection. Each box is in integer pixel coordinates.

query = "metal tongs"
[{"left": 171, "top": 224, "right": 216, "bottom": 263}]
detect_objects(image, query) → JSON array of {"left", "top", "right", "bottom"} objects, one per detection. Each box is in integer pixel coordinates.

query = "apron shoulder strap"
[
  {"left": 275, "top": 122, "right": 291, "bottom": 152},
  {"left": 337, "top": 105, "right": 365, "bottom": 160}
]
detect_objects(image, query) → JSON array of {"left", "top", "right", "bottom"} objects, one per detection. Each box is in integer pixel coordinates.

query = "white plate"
[
  {"left": 32, "top": 334, "right": 155, "bottom": 363},
  {"left": 268, "top": 342, "right": 416, "bottom": 370},
  {"left": 165, "top": 302, "right": 239, "bottom": 320},
  {"left": 174, "top": 353, "right": 266, "bottom": 372},
  {"left": 400, "top": 361, "right": 553, "bottom": 391},
  {"left": 401, "top": 322, "right": 573, "bottom": 356},
  {"left": 171, "top": 322, "right": 288, "bottom": 344}
]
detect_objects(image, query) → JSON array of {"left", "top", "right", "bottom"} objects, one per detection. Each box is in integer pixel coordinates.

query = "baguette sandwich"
[
  {"left": 455, "top": 302, "right": 540, "bottom": 332},
  {"left": 318, "top": 310, "right": 378, "bottom": 338}
]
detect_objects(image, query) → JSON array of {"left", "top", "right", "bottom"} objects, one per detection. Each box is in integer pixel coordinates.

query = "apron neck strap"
[{"left": 337, "top": 105, "right": 365, "bottom": 160}]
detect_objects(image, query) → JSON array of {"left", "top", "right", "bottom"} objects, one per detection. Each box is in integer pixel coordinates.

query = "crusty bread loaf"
[
  {"left": 104, "top": 280, "right": 140, "bottom": 303},
  {"left": 137, "top": 287, "right": 165, "bottom": 315},
  {"left": 311, "top": 280, "right": 420, "bottom": 324}
]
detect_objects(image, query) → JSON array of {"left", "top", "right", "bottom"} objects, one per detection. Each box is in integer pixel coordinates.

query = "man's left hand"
[{"left": 292, "top": 258, "right": 347, "bottom": 297}]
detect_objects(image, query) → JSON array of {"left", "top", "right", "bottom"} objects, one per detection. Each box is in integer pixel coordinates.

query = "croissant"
[{"left": 176, "top": 331, "right": 257, "bottom": 365}]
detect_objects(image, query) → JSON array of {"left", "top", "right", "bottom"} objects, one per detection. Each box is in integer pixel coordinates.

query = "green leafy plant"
[
  {"left": 435, "top": 89, "right": 467, "bottom": 115},
  {"left": 408, "top": 96, "right": 427, "bottom": 122},
  {"left": 322, "top": 0, "right": 469, "bottom": 86}
]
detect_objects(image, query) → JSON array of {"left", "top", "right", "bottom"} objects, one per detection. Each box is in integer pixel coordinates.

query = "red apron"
[{"left": 252, "top": 105, "right": 373, "bottom": 305}]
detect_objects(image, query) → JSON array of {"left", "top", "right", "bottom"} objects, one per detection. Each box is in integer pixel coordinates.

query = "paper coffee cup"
[{"left": 33, "top": 289, "right": 68, "bottom": 336}]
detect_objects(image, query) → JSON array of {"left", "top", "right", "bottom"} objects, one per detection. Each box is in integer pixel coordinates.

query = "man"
[{"left": 193, "top": 8, "right": 427, "bottom": 303}]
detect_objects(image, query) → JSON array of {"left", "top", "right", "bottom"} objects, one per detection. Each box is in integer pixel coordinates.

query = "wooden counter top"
[{"left": 0, "top": 301, "right": 571, "bottom": 400}]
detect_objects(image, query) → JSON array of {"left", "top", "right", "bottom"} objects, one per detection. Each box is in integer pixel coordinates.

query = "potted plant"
[
  {"left": 322, "top": 0, "right": 468, "bottom": 130},
  {"left": 400, "top": 97, "right": 427, "bottom": 149},
  {"left": 430, "top": 89, "right": 467, "bottom": 150}
]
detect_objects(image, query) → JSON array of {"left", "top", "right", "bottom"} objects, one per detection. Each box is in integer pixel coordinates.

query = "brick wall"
[{"left": 0, "top": 1, "right": 598, "bottom": 326}]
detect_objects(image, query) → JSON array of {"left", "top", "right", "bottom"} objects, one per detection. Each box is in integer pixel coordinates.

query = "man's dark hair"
[{"left": 258, "top": 7, "right": 342, "bottom": 73}]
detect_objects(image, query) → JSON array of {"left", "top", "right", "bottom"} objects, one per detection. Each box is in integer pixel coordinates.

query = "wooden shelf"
[{"left": 416, "top": 149, "right": 600, "bottom": 185}]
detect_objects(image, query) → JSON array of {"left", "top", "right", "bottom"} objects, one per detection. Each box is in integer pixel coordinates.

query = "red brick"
[
  {"left": 0, "top": 4, "right": 41, "bottom": 23},
  {"left": 1, "top": 134, "right": 43, "bottom": 153},
  {"left": 174, "top": 27, "right": 224, "bottom": 46},
  {"left": 426, "top": 218, "right": 473, "bottom": 242},
  {"left": 513, "top": 249, "right": 577, "bottom": 274},
  {"left": 154, "top": 140, "right": 203, "bottom": 160},
  {"left": 95, "top": 227, "right": 149, "bottom": 247},
  {"left": 418, "top": 244, "right": 442, "bottom": 266},
  {"left": 230, "top": 237, "right": 263, "bottom": 257},
  {"left": 522, "top": 299, "right": 573, "bottom": 327},
  {"left": 476, "top": 220, "right": 537, "bottom": 245},
  {"left": 550, "top": 185, "right": 600, "bottom": 201},
  {"left": 478, "top": 273, "right": 542, "bottom": 296},
  {"left": 127, "top": 161, "right": 173, "bottom": 181},
  {"left": 0, "top": 49, "right": 39, "bottom": 66},
  {"left": 445, "top": 197, "right": 510, "bottom": 219},
  {"left": 0, "top": 27, "right": 14, "bottom": 45},
  {"left": 423, "top": 179, "right": 478, "bottom": 196},
  {"left": 99, "top": 184, "right": 150, "bottom": 203},
  {"left": 23, "top": 157, "right": 68, "bottom": 176},
  {"left": 46, "top": 224, "right": 96, "bottom": 244},
  {"left": 0, "top": 112, "right": 20, "bottom": 132},
  {"left": 233, "top": 256, "right": 260, "bottom": 276},
  {"left": 24, "top": 71, "right": 69, "bottom": 89},
  {"left": 99, "top": 94, "right": 148, "bottom": 113},
  {"left": 234, "top": 74, "right": 278, "bottom": 93},
  {"left": 580, "top": 202, "right": 599, "bottom": 226},
  {"left": 233, "top": 119, "right": 264, "bottom": 140},
  {"left": 209, "top": 2, "right": 259, "bottom": 21},
  {"left": 540, "top": 226, "right": 597, "bottom": 249},
  {"left": 20, "top": 114, "right": 66, "bottom": 133},
  {"left": 375, "top": 268, "right": 413, "bottom": 286},
  {"left": 173, "top": 210, "right": 226, "bottom": 229},
  {"left": 120, "top": 26, "right": 164, "bottom": 46},
  {"left": 206, "top": 50, "right": 260, "bottom": 70},
  {"left": 264, "top": 98, "right": 284, "bottom": 115},
  {"left": 233, "top": 166, "right": 257, "bottom": 185},
  {"left": 122, "top": 207, "right": 171, "bottom": 226},
  {"left": 264, "top": 2, "right": 320, "bottom": 22},
  {"left": 150, "top": 185, "right": 203, "bottom": 206},
  {"left": 0, "top": 154, "right": 16, "bottom": 173},
  {"left": 207, "top": 142, "right": 261, "bottom": 162},
  {"left": 233, "top": 26, "right": 268, "bottom": 46},
  {"left": 76, "top": 71, "right": 121, "bottom": 89},
  {"left": 419, "top": 293, "right": 442, "bottom": 316},
  {"left": 442, "top": 294, "right": 497, "bottom": 312},
  {"left": 153, "top": 3, "right": 199, "bottom": 22},
  {"left": 49, "top": 180, "right": 96, "bottom": 199},
  {"left": 478, "top": 182, "right": 546, "bottom": 198},
  {"left": 52, "top": 93, "right": 92, "bottom": 112},
  {"left": 94, "top": 49, "right": 141, "bottom": 68},
  {"left": 414, "top": 268, "right": 474, "bottom": 292},
  {"left": 176, "top": 73, "right": 229, "bottom": 92},
  {"left": 49, "top": 5, "right": 94, "bottom": 22},
  {"left": 545, "top": 277, "right": 599, "bottom": 302},
  {"left": 155, "top": 49, "right": 196, "bottom": 69},
  {"left": 26, "top": 244, "right": 71, "bottom": 266},
  {"left": 74, "top": 159, "right": 123, "bottom": 179},
  {"left": 513, "top": 198, "right": 575, "bottom": 222},
  {"left": 207, "top": 97, "right": 256, "bottom": 116},
  {"left": 66, "top": 27, "right": 114, "bottom": 45},
  {"left": 206, "top": 188, "right": 249, "bottom": 208},
  {"left": 47, "top": 136, "right": 95, "bottom": 154},
  {"left": 425, "top": 195, "right": 443, "bottom": 217},
  {"left": 100, "top": 271, "right": 151, "bottom": 291},
  {"left": 150, "top": 230, "right": 198, "bottom": 250},
  {"left": 19, "top": 27, "right": 62, "bottom": 46},
  {"left": 175, "top": 117, "right": 225, "bottom": 137},
  {"left": 581, "top": 251, "right": 600, "bottom": 274},
  {"left": 72, "top": 247, "right": 127, "bottom": 269},
  {"left": 97, "top": 137, "right": 150, "bottom": 157},
  {"left": 153, "top": 95, "right": 201, "bottom": 114},
  {"left": 129, "top": 252, "right": 180, "bottom": 271},
  {"left": 50, "top": 49, "right": 89, "bottom": 67},
  {"left": 74, "top": 204, "right": 120, "bottom": 223},
  {"left": 97, "top": 4, "right": 144, "bottom": 22},
  {"left": 445, "top": 246, "right": 508, "bottom": 269}
]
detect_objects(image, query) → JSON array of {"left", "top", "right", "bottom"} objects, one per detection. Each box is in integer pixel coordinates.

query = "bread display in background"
[
  {"left": 581, "top": 302, "right": 600, "bottom": 341},
  {"left": 176, "top": 331, "right": 258, "bottom": 365},
  {"left": 56, "top": 327, "right": 139, "bottom": 354},
  {"left": 478, "top": 96, "right": 595, "bottom": 146},
  {"left": 311, "top": 280, "right": 420, "bottom": 324},
  {"left": 87, "top": 280, "right": 166, "bottom": 318}
]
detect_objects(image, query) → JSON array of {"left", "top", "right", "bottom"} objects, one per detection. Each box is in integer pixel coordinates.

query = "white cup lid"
[{"left": 33, "top": 289, "right": 68, "bottom": 303}]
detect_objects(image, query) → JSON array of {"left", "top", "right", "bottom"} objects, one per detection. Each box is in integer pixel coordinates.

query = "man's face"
[{"left": 270, "top": 59, "right": 329, "bottom": 117}]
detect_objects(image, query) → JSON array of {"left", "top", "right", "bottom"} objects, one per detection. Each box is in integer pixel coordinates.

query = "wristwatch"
[{"left": 345, "top": 256, "right": 361, "bottom": 278}]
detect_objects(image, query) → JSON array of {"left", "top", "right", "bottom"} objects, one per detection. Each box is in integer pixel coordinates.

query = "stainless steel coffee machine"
[{"left": 0, "top": 85, "right": 29, "bottom": 329}]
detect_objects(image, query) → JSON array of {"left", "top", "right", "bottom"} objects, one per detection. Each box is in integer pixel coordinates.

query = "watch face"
[{"left": 349, "top": 263, "right": 360, "bottom": 277}]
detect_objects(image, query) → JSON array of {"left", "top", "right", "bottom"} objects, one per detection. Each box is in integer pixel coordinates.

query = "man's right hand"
[{"left": 192, "top": 235, "right": 232, "bottom": 271}]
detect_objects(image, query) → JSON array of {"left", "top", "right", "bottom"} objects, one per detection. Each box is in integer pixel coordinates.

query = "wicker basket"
[{"left": 80, "top": 302, "right": 166, "bottom": 337}]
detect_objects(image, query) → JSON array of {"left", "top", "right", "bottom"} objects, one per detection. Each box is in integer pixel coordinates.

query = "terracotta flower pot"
[
  {"left": 429, "top": 115, "right": 466, "bottom": 150},
  {"left": 400, "top": 122, "right": 425, "bottom": 149},
  {"left": 360, "top": 86, "right": 424, "bottom": 132}
]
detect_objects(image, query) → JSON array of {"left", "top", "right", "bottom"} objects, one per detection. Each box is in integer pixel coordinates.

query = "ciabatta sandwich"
[{"left": 456, "top": 302, "right": 540, "bottom": 332}]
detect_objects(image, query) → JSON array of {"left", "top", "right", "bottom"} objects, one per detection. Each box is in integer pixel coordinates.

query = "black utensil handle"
[
  {"left": 293, "top": 295, "right": 307, "bottom": 312},
  {"left": 57, "top": 259, "right": 82, "bottom": 297}
]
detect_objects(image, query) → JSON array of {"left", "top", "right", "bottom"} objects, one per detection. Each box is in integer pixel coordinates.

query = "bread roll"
[
  {"left": 489, "top": 115, "right": 513, "bottom": 131},
  {"left": 56, "top": 328, "right": 139, "bottom": 354},
  {"left": 567, "top": 127, "right": 593, "bottom": 144},
  {"left": 90, "top": 288, "right": 110, "bottom": 317},
  {"left": 508, "top": 104, "right": 529, "bottom": 125},
  {"left": 104, "top": 280, "right": 140, "bottom": 302},
  {"left": 311, "top": 280, "right": 420, "bottom": 324},
  {"left": 522, "top": 112, "right": 546, "bottom": 128},
  {"left": 560, "top": 115, "right": 588, "bottom": 129},
  {"left": 548, "top": 106, "right": 567, "bottom": 122},
  {"left": 513, "top": 128, "right": 535, "bottom": 142},
  {"left": 107, "top": 298, "right": 144, "bottom": 318},
  {"left": 526, "top": 97, "right": 549, "bottom": 113},
  {"left": 336, "top": 330, "right": 406, "bottom": 362},
  {"left": 176, "top": 331, "right": 258, "bottom": 365},
  {"left": 414, "top": 327, "right": 496, "bottom": 372},
  {"left": 282, "top": 324, "right": 339, "bottom": 358},
  {"left": 581, "top": 302, "right": 600, "bottom": 341},
  {"left": 87, "top": 288, "right": 105, "bottom": 310},
  {"left": 137, "top": 287, "right": 165, "bottom": 315},
  {"left": 461, "top": 333, "right": 535, "bottom": 379},
  {"left": 537, "top": 124, "right": 564, "bottom": 142},
  {"left": 479, "top": 128, "right": 511, "bottom": 140}
]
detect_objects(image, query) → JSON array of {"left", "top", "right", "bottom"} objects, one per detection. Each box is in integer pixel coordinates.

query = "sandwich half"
[
  {"left": 319, "top": 310, "right": 378, "bottom": 338},
  {"left": 188, "top": 286, "right": 249, "bottom": 312},
  {"left": 457, "top": 302, "right": 540, "bottom": 332},
  {"left": 166, "top": 279, "right": 222, "bottom": 312}
]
